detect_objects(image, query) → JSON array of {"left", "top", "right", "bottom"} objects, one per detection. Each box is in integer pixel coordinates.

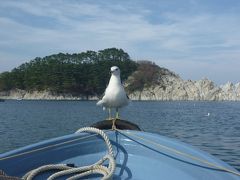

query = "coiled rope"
[{"left": 23, "top": 127, "right": 116, "bottom": 180}]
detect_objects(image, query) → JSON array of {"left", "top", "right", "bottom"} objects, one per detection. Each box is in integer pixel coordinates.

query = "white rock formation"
[
  {"left": 0, "top": 89, "right": 98, "bottom": 100},
  {"left": 128, "top": 76, "right": 240, "bottom": 101},
  {"left": 0, "top": 71, "right": 239, "bottom": 101}
]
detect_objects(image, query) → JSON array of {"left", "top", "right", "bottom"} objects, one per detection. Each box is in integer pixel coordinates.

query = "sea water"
[{"left": 0, "top": 100, "right": 239, "bottom": 170}]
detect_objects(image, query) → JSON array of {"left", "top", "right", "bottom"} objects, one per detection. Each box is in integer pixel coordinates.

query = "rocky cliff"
[
  {"left": 127, "top": 75, "right": 240, "bottom": 101},
  {"left": 0, "top": 89, "right": 98, "bottom": 100},
  {"left": 124, "top": 61, "right": 240, "bottom": 101},
  {"left": 1, "top": 62, "right": 239, "bottom": 101},
  {"left": 1, "top": 80, "right": 239, "bottom": 101}
]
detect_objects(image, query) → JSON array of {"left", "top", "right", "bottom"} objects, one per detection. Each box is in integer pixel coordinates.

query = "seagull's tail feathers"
[
  {"left": 96, "top": 100, "right": 106, "bottom": 111},
  {"left": 96, "top": 100, "right": 104, "bottom": 106}
]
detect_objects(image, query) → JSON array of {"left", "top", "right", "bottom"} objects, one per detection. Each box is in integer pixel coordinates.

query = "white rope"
[{"left": 23, "top": 127, "right": 116, "bottom": 180}]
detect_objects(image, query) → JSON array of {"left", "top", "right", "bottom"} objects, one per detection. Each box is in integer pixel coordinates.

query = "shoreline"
[
  {"left": 1, "top": 82, "right": 240, "bottom": 101},
  {"left": 2, "top": 98, "right": 240, "bottom": 102}
]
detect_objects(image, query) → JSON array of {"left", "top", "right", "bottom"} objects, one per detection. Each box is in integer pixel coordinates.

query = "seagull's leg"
[
  {"left": 108, "top": 108, "right": 112, "bottom": 120},
  {"left": 116, "top": 108, "right": 120, "bottom": 119}
]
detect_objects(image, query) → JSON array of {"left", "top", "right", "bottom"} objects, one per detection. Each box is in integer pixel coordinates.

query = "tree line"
[{"left": 0, "top": 48, "right": 138, "bottom": 96}]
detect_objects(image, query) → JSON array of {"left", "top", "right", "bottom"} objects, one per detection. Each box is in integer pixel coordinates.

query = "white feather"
[{"left": 96, "top": 66, "right": 129, "bottom": 109}]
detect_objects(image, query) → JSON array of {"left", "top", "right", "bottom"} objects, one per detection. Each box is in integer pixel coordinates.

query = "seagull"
[{"left": 97, "top": 66, "right": 129, "bottom": 120}]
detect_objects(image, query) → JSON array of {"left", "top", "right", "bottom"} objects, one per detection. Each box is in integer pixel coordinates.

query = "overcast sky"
[{"left": 0, "top": 0, "right": 240, "bottom": 85}]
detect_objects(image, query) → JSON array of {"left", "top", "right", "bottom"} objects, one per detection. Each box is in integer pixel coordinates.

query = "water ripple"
[{"left": 0, "top": 100, "right": 239, "bottom": 171}]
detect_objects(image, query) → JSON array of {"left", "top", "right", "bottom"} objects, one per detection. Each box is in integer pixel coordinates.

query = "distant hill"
[
  {"left": 126, "top": 60, "right": 178, "bottom": 93},
  {"left": 1, "top": 48, "right": 240, "bottom": 101},
  {"left": 0, "top": 48, "right": 137, "bottom": 97},
  {"left": 126, "top": 62, "right": 240, "bottom": 101}
]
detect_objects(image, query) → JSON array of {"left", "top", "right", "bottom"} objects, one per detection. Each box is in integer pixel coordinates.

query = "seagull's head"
[{"left": 110, "top": 66, "right": 120, "bottom": 76}]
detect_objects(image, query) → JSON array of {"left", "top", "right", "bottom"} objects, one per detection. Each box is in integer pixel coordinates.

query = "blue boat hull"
[{"left": 0, "top": 130, "right": 239, "bottom": 179}]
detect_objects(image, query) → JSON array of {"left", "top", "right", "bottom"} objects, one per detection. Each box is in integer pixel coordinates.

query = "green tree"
[{"left": 0, "top": 48, "right": 138, "bottom": 96}]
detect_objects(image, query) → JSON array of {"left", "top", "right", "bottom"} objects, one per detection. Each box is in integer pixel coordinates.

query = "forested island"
[
  {"left": 0, "top": 48, "right": 240, "bottom": 101},
  {"left": 0, "top": 48, "right": 138, "bottom": 98}
]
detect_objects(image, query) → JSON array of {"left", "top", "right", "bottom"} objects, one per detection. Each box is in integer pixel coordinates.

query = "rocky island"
[
  {"left": 0, "top": 48, "right": 239, "bottom": 101},
  {"left": 125, "top": 61, "right": 240, "bottom": 101}
]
